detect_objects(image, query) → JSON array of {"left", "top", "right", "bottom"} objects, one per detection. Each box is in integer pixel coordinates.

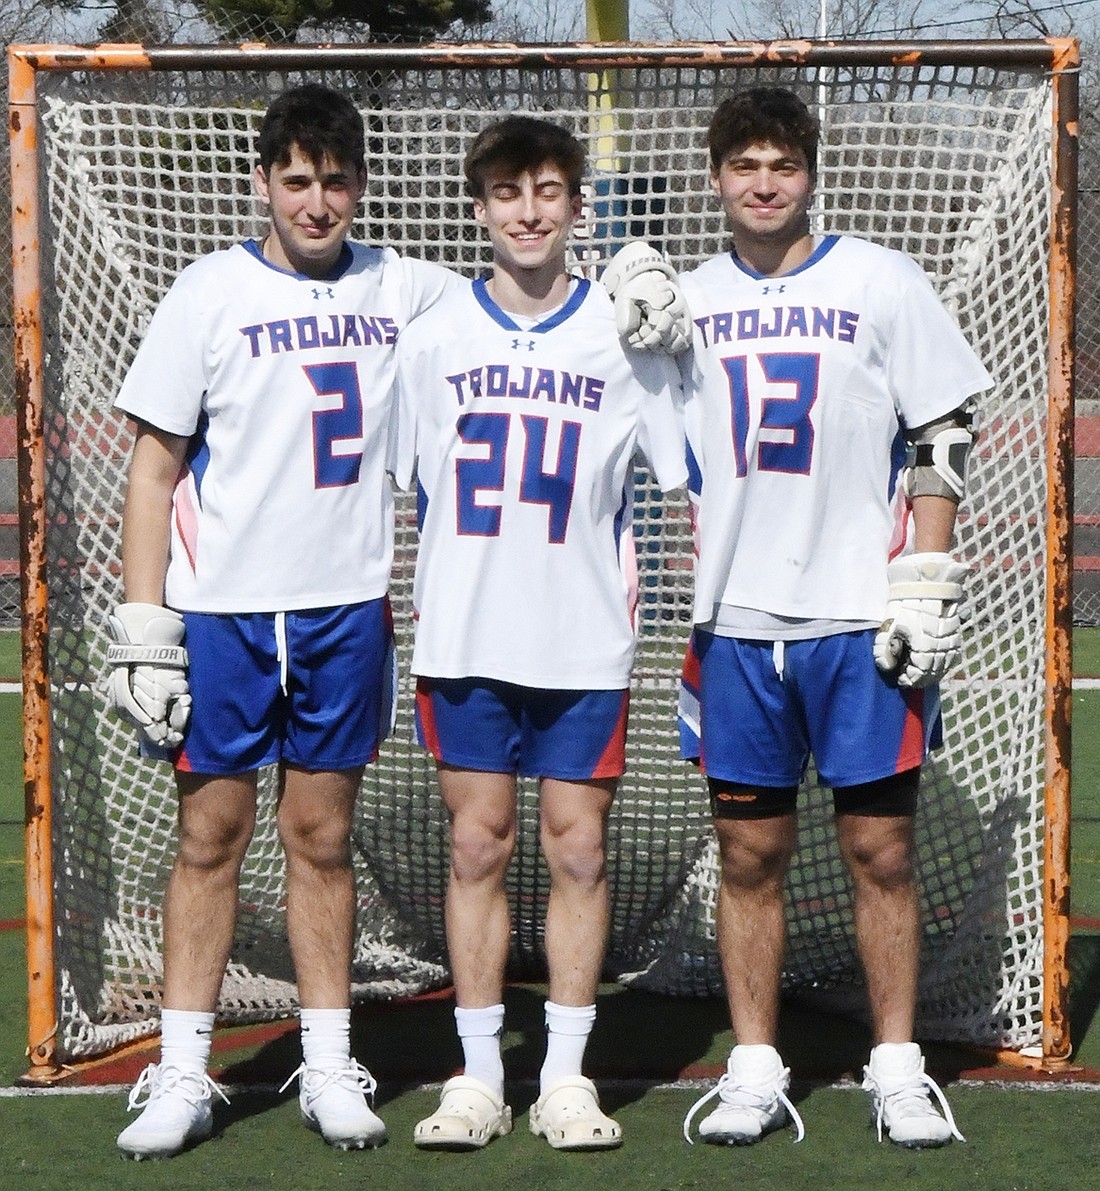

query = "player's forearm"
[
  {"left": 909, "top": 494, "right": 958, "bottom": 555},
  {"left": 121, "top": 426, "right": 189, "bottom": 605},
  {"left": 122, "top": 477, "right": 174, "bottom": 604}
]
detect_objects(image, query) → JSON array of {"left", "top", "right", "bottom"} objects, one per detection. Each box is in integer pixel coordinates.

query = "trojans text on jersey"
[
  {"left": 239, "top": 312, "right": 399, "bottom": 356},
  {"left": 694, "top": 304, "right": 859, "bottom": 349},
  {"left": 444, "top": 363, "right": 605, "bottom": 411}
]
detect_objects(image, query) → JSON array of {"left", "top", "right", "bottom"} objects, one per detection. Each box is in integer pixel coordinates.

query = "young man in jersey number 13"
[
  {"left": 677, "top": 88, "right": 992, "bottom": 1150},
  {"left": 392, "top": 115, "right": 688, "bottom": 1152}
]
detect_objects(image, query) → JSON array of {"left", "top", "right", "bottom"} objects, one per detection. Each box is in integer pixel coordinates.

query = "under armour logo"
[
  {"left": 311, "top": 286, "right": 335, "bottom": 300},
  {"left": 511, "top": 338, "right": 536, "bottom": 351},
  {"left": 761, "top": 284, "right": 786, "bottom": 295}
]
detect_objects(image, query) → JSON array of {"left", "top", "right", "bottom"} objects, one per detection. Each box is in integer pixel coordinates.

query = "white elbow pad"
[{"left": 904, "top": 408, "right": 975, "bottom": 501}]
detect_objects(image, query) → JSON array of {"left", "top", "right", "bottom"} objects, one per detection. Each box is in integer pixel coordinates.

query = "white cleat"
[
  {"left": 282, "top": 1059, "right": 387, "bottom": 1149},
  {"left": 863, "top": 1042, "right": 964, "bottom": 1148},
  {"left": 117, "top": 1063, "right": 228, "bottom": 1159},
  {"left": 414, "top": 1075, "right": 512, "bottom": 1150},
  {"left": 683, "top": 1044, "right": 805, "bottom": 1145},
  {"left": 529, "top": 1075, "right": 622, "bottom": 1150}
]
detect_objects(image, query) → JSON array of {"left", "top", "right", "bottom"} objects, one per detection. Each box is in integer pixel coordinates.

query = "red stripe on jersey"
[
  {"left": 174, "top": 474, "right": 200, "bottom": 573},
  {"left": 681, "top": 635, "right": 702, "bottom": 691},
  {"left": 621, "top": 527, "right": 639, "bottom": 628},
  {"left": 887, "top": 486, "right": 913, "bottom": 562}
]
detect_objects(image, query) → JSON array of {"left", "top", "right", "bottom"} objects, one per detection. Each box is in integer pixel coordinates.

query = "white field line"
[{"left": 2, "top": 1077, "right": 1100, "bottom": 1098}]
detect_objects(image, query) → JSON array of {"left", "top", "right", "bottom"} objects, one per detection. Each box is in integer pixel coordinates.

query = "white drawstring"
[{"left": 274, "top": 611, "right": 289, "bottom": 695}]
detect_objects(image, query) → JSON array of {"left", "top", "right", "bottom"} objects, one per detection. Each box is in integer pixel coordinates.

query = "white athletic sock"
[
  {"left": 539, "top": 1001, "right": 596, "bottom": 1094},
  {"left": 159, "top": 1008, "right": 215, "bottom": 1075},
  {"left": 455, "top": 1003, "right": 505, "bottom": 1096},
  {"left": 300, "top": 1006, "right": 353, "bottom": 1071}
]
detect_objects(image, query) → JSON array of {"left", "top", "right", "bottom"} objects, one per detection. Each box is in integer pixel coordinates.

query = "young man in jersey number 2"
[
  {"left": 393, "top": 116, "right": 688, "bottom": 1152},
  {"left": 105, "top": 86, "right": 688, "bottom": 1159},
  {"left": 678, "top": 88, "right": 992, "bottom": 1149}
]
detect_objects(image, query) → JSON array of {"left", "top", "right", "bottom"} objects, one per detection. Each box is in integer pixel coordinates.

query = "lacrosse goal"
[{"left": 8, "top": 38, "right": 1076, "bottom": 1079}]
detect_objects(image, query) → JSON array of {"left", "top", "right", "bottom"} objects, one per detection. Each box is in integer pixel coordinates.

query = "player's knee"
[
  {"left": 542, "top": 826, "right": 608, "bottom": 890},
  {"left": 869, "top": 844, "right": 915, "bottom": 891},
  {"left": 834, "top": 773, "right": 919, "bottom": 888},
  {"left": 718, "top": 844, "right": 792, "bottom": 893},
  {"left": 714, "top": 816, "right": 795, "bottom": 891},
  {"left": 538, "top": 809, "right": 604, "bottom": 886},
  {"left": 449, "top": 813, "right": 515, "bottom": 884},
  {"left": 279, "top": 817, "right": 353, "bottom": 872},
  {"left": 176, "top": 813, "right": 255, "bottom": 874},
  {"left": 843, "top": 831, "right": 915, "bottom": 890}
]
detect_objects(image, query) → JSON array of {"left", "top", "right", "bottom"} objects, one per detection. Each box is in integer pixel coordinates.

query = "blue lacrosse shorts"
[
  {"left": 414, "top": 677, "right": 629, "bottom": 780},
  {"left": 678, "top": 627, "right": 941, "bottom": 789},
  {"left": 175, "top": 598, "right": 396, "bottom": 775}
]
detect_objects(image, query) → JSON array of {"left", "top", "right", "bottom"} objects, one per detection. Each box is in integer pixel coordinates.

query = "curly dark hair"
[{"left": 707, "top": 87, "right": 818, "bottom": 174}]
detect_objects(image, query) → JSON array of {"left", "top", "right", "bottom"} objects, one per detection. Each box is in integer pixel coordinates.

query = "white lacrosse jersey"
[
  {"left": 681, "top": 235, "right": 993, "bottom": 627},
  {"left": 394, "top": 277, "right": 687, "bottom": 689},
  {"left": 115, "top": 240, "right": 457, "bottom": 613}
]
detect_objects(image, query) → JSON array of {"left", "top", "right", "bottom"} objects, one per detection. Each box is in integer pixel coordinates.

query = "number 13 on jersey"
[{"left": 724, "top": 351, "right": 820, "bottom": 477}]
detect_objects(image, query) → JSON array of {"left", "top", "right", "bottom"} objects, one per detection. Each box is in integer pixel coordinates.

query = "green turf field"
[{"left": 0, "top": 627, "right": 1099, "bottom": 1188}]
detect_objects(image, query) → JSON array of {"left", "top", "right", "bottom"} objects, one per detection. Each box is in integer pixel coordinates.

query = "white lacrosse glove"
[
  {"left": 873, "top": 553, "right": 969, "bottom": 689},
  {"left": 601, "top": 240, "right": 693, "bottom": 354},
  {"left": 106, "top": 602, "right": 191, "bottom": 749}
]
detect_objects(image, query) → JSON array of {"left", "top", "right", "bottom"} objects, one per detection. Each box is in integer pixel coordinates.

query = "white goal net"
[{"left": 12, "top": 41, "right": 1072, "bottom": 1063}]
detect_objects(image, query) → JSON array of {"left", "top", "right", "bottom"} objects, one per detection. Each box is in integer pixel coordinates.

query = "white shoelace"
[
  {"left": 280, "top": 1059, "right": 378, "bottom": 1104},
  {"left": 127, "top": 1063, "right": 229, "bottom": 1111},
  {"left": 865, "top": 1067, "right": 965, "bottom": 1142},
  {"left": 682, "top": 1069, "right": 805, "bottom": 1144}
]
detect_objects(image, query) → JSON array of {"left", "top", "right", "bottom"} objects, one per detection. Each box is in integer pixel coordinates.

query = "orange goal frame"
[{"left": 8, "top": 37, "right": 1078, "bottom": 1081}]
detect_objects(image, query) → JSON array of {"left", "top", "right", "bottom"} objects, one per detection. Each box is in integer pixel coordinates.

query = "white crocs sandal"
[
  {"left": 529, "top": 1076, "right": 623, "bottom": 1150},
  {"left": 413, "top": 1075, "right": 512, "bottom": 1150}
]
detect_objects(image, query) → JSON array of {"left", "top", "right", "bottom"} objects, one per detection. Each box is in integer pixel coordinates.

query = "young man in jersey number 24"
[
  {"left": 678, "top": 88, "right": 992, "bottom": 1149},
  {"left": 105, "top": 85, "right": 689, "bottom": 1159},
  {"left": 393, "top": 116, "right": 688, "bottom": 1152}
]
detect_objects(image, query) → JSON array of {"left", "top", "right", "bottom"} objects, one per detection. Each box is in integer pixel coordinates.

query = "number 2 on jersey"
[
  {"left": 455, "top": 411, "right": 581, "bottom": 543},
  {"left": 724, "top": 351, "right": 819, "bottom": 477},
  {"left": 304, "top": 361, "right": 364, "bottom": 489}
]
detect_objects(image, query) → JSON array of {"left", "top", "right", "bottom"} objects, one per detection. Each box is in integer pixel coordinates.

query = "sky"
[
  {"left": 514, "top": 0, "right": 1100, "bottom": 42},
  {"left": 23, "top": 0, "right": 1100, "bottom": 45}
]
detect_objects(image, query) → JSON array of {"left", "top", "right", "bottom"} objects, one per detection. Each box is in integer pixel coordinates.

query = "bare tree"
[
  {"left": 1, "top": 0, "right": 98, "bottom": 41},
  {"left": 478, "top": 0, "right": 581, "bottom": 40},
  {"left": 987, "top": 0, "right": 1078, "bottom": 38},
  {"left": 28, "top": 0, "right": 494, "bottom": 43},
  {"left": 198, "top": 0, "right": 491, "bottom": 43},
  {"left": 635, "top": 0, "right": 1088, "bottom": 41},
  {"left": 17, "top": 0, "right": 215, "bottom": 41}
]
